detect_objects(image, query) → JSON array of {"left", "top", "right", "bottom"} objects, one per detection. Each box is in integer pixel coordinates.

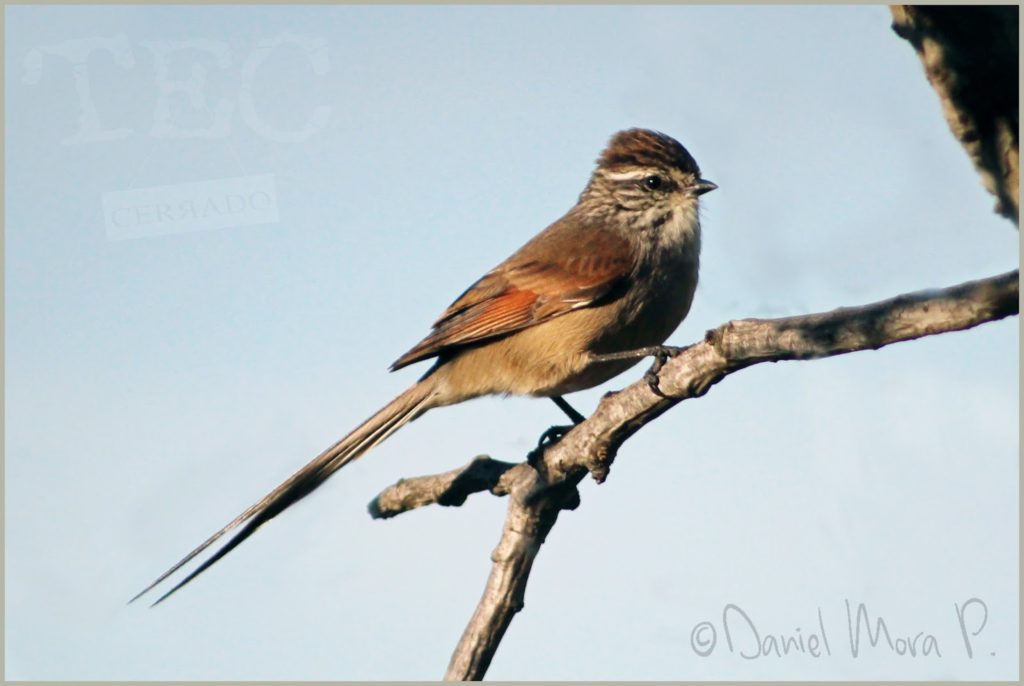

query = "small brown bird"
[{"left": 133, "top": 128, "right": 716, "bottom": 605}]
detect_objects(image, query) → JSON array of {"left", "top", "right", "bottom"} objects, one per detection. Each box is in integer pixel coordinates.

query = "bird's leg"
[
  {"left": 551, "top": 395, "right": 586, "bottom": 424},
  {"left": 589, "top": 345, "right": 691, "bottom": 398},
  {"left": 532, "top": 396, "right": 585, "bottom": 461}
]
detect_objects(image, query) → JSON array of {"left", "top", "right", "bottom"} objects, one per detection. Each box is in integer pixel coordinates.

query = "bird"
[{"left": 132, "top": 128, "right": 716, "bottom": 605}]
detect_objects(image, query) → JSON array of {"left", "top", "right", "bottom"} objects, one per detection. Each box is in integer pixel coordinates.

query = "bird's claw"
[
  {"left": 537, "top": 424, "right": 572, "bottom": 448},
  {"left": 644, "top": 345, "right": 688, "bottom": 397},
  {"left": 528, "top": 424, "right": 573, "bottom": 467}
]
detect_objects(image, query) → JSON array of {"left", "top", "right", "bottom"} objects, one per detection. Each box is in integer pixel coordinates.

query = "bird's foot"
[
  {"left": 643, "top": 345, "right": 689, "bottom": 397},
  {"left": 590, "top": 344, "right": 691, "bottom": 397},
  {"left": 528, "top": 424, "right": 574, "bottom": 467},
  {"left": 538, "top": 424, "right": 573, "bottom": 448}
]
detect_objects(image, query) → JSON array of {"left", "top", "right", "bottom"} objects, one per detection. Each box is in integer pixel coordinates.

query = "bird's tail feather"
[{"left": 131, "top": 379, "right": 437, "bottom": 606}]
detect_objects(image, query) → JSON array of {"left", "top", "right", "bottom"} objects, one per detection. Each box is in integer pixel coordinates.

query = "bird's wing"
[{"left": 390, "top": 228, "right": 633, "bottom": 370}]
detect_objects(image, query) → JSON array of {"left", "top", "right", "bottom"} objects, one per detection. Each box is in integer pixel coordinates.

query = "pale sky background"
[{"left": 5, "top": 4, "right": 1019, "bottom": 681}]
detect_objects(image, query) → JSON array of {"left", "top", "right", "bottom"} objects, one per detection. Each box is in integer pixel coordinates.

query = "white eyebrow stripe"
[{"left": 603, "top": 169, "right": 658, "bottom": 182}]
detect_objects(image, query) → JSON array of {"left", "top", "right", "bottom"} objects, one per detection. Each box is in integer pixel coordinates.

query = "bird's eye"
[{"left": 643, "top": 175, "right": 663, "bottom": 191}]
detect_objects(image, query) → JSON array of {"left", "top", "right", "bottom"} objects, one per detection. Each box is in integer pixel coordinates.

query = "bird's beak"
[{"left": 692, "top": 178, "right": 718, "bottom": 196}]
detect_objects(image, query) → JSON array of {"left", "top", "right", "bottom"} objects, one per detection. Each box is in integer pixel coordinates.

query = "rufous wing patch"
[{"left": 390, "top": 228, "right": 633, "bottom": 370}]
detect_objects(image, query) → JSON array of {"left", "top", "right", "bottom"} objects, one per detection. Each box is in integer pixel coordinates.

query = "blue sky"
[{"left": 5, "top": 4, "right": 1018, "bottom": 680}]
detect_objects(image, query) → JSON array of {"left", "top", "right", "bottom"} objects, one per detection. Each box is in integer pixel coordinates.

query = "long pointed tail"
[{"left": 131, "top": 378, "right": 438, "bottom": 606}]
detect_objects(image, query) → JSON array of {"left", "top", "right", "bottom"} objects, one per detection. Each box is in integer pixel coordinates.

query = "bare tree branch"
[
  {"left": 890, "top": 6, "right": 1019, "bottom": 225},
  {"left": 367, "top": 269, "right": 1017, "bottom": 680},
  {"left": 442, "top": 464, "right": 580, "bottom": 681},
  {"left": 369, "top": 456, "right": 518, "bottom": 519}
]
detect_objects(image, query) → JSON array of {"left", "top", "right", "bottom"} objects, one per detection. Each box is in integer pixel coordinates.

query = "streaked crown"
[{"left": 597, "top": 128, "right": 700, "bottom": 176}]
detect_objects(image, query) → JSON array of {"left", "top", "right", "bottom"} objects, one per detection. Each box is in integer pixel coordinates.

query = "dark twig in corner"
[{"left": 890, "top": 6, "right": 1019, "bottom": 225}]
